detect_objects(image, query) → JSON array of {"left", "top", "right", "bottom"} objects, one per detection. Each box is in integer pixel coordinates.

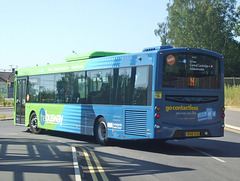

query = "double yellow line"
[
  {"left": 74, "top": 144, "right": 108, "bottom": 181},
  {"left": 225, "top": 124, "right": 240, "bottom": 134}
]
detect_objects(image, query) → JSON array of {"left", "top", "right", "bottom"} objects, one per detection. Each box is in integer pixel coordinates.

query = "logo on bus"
[
  {"left": 166, "top": 55, "right": 176, "bottom": 65},
  {"left": 39, "top": 108, "right": 46, "bottom": 126},
  {"left": 39, "top": 108, "right": 63, "bottom": 126}
]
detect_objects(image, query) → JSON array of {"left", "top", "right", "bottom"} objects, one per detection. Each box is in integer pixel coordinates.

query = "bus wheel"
[
  {"left": 29, "top": 112, "right": 42, "bottom": 134},
  {"left": 94, "top": 117, "right": 108, "bottom": 145}
]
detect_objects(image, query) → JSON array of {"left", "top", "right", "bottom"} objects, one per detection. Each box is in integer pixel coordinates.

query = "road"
[
  {"left": 0, "top": 120, "right": 76, "bottom": 181},
  {"left": 0, "top": 109, "right": 239, "bottom": 181}
]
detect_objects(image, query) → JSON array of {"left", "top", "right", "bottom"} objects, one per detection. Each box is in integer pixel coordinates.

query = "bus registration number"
[{"left": 185, "top": 131, "right": 200, "bottom": 137}]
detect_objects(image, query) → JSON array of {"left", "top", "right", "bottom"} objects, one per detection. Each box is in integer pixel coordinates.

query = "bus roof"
[
  {"left": 65, "top": 51, "right": 127, "bottom": 62},
  {"left": 16, "top": 51, "right": 128, "bottom": 76},
  {"left": 16, "top": 46, "right": 223, "bottom": 77}
]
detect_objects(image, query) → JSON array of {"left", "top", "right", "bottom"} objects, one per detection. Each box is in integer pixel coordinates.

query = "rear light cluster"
[
  {"left": 155, "top": 106, "right": 160, "bottom": 118},
  {"left": 221, "top": 107, "right": 225, "bottom": 118},
  {"left": 221, "top": 107, "right": 225, "bottom": 132},
  {"left": 155, "top": 106, "right": 161, "bottom": 133}
]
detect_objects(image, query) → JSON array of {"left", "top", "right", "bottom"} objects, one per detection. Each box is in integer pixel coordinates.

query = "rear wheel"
[
  {"left": 94, "top": 117, "right": 108, "bottom": 145},
  {"left": 29, "top": 112, "right": 42, "bottom": 134}
]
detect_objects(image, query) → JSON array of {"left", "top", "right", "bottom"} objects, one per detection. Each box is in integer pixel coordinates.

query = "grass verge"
[{"left": 225, "top": 85, "right": 240, "bottom": 108}]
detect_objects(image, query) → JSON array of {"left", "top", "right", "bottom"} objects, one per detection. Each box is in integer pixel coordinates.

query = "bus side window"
[
  {"left": 40, "top": 74, "right": 55, "bottom": 103},
  {"left": 86, "top": 69, "right": 112, "bottom": 104},
  {"left": 56, "top": 73, "right": 67, "bottom": 103},
  {"left": 28, "top": 76, "right": 39, "bottom": 102},
  {"left": 76, "top": 72, "right": 86, "bottom": 104},
  {"left": 134, "top": 66, "right": 149, "bottom": 106},
  {"left": 116, "top": 67, "right": 133, "bottom": 105}
]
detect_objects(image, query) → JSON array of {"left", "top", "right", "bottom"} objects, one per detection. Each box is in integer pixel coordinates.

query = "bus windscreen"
[{"left": 162, "top": 53, "right": 221, "bottom": 89}]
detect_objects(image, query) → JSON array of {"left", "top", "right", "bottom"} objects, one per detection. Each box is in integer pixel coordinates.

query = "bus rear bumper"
[{"left": 156, "top": 122, "right": 224, "bottom": 139}]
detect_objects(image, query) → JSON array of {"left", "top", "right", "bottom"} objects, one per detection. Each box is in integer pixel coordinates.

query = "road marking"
[
  {"left": 70, "top": 145, "right": 82, "bottom": 181},
  {"left": 189, "top": 146, "right": 225, "bottom": 163},
  {"left": 32, "top": 144, "right": 40, "bottom": 158},
  {"left": 225, "top": 127, "right": 240, "bottom": 134},
  {"left": 65, "top": 143, "right": 82, "bottom": 181},
  {"left": 82, "top": 147, "right": 98, "bottom": 180},
  {"left": 87, "top": 148, "right": 109, "bottom": 181},
  {"left": 75, "top": 144, "right": 109, "bottom": 181},
  {"left": 225, "top": 124, "right": 240, "bottom": 131},
  {"left": 35, "top": 139, "right": 82, "bottom": 181},
  {"left": 48, "top": 145, "right": 58, "bottom": 158},
  {"left": 225, "top": 124, "right": 240, "bottom": 134}
]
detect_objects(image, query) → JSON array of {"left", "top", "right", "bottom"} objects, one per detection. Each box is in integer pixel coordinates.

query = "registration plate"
[{"left": 185, "top": 131, "right": 200, "bottom": 137}]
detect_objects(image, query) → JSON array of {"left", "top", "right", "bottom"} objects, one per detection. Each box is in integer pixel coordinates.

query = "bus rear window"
[{"left": 162, "top": 53, "right": 221, "bottom": 89}]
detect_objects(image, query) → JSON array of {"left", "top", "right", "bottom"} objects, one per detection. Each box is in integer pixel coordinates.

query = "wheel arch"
[{"left": 28, "top": 110, "right": 36, "bottom": 127}]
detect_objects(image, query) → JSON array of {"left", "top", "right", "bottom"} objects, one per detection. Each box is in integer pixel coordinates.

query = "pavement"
[{"left": 0, "top": 106, "right": 14, "bottom": 121}]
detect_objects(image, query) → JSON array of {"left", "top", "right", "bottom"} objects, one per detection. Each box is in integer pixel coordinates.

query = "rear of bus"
[{"left": 154, "top": 48, "right": 224, "bottom": 140}]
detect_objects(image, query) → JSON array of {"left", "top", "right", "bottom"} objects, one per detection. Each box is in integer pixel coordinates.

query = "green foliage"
[
  {"left": 223, "top": 40, "right": 240, "bottom": 76},
  {"left": 225, "top": 85, "right": 240, "bottom": 106},
  {"left": 154, "top": 22, "right": 169, "bottom": 45},
  {"left": 0, "top": 100, "right": 14, "bottom": 107},
  {"left": 0, "top": 115, "right": 6, "bottom": 119},
  {"left": 234, "top": 6, "right": 240, "bottom": 36},
  {"left": 3, "top": 101, "right": 7, "bottom": 107},
  {"left": 155, "top": 0, "right": 240, "bottom": 76},
  {"left": 0, "top": 93, "right": 3, "bottom": 102},
  {"left": 7, "top": 101, "right": 11, "bottom": 107}
]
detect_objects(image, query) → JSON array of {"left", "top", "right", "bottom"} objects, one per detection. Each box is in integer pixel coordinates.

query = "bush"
[
  {"left": 0, "top": 115, "right": 6, "bottom": 119},
  {"left": 3, "top": 101, "right": 7, "bottom": 107},
  {"left": 7, "top": 101, "right": 11, "bottom": 106},
  {"left": 0, "top": 93, "right": 3, "bottom": 102},
  {"left": 225, "top": 85, "right": 240, "bottom": 106}
]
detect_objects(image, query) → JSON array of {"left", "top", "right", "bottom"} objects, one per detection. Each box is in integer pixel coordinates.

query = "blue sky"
[{"left": 0, "top": 0, "right": 239, "bottom": 70}]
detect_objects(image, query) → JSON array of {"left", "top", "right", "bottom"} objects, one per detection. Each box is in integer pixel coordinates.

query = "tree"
[
  {"left": 155, "top": 0, "right": 240, "bottom": 76},
  {"left": 223, "top": 40, "right": 240, "bottom": 77},
  {"left": 154, "top": 22, "right": 169, "bottom": 45},
  {"left": 234, "top": 6, "right": 240, "bottom": 36}
]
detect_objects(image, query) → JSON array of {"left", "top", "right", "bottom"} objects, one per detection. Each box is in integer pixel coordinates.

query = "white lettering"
[{"left": 45, "top": 111, "right": 63, "bottom": 126}]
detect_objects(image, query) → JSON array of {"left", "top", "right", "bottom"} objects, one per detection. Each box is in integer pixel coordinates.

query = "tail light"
[
  {"left": 155, "top": 106, "right": 160, "bottom": 118},
  {"left": 222, "top": 107, "right": 225, "bottom": 118}
]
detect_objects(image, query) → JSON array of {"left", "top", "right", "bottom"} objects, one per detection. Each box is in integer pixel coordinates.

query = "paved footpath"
[{"left": 0, "top": 107, "right": 14, "bottom": 117}]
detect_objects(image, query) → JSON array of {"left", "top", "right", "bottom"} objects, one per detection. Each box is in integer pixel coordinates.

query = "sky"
[{"left": 0, "top": 0, "right": 239, "bottom": 71}]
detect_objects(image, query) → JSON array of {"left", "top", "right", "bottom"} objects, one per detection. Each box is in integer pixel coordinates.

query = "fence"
[{"left": 225, "top": 77, "right": 240, "bottom": 86}]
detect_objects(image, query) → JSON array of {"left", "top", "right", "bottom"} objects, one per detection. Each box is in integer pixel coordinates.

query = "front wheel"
[
  {"left": 29, "top": 112, "right": 42, "bottom": 134},
  {"left": 94, "top": 117, "right": 108, "bottom": 145}
]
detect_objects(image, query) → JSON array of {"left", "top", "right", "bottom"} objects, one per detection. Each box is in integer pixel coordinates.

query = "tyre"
[
  {"left": 29, "top": 112, "right": 42, "bottom": 134},
  {"left": 94, "top": 117, "right": 108, "bottom": 145}
]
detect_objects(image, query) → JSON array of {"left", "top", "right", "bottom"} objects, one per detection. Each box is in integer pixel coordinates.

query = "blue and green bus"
[{"left": 14, "top": 46, "right": 225, "bottom": 145}]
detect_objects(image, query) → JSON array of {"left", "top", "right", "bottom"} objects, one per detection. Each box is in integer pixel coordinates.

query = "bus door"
[{"left": 16, "top": 77, "right": 27, "bottom": 125}]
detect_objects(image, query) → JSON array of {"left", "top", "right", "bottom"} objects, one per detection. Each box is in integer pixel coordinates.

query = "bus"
[{"left": 14, "top": 45, "right": 225, "bottom": 145}]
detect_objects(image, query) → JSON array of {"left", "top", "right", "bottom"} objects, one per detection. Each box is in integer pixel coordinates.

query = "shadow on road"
[
  {"left": 33, "top": 129, "right": 240, "bottom": 159},
  {"left": 0, "top": 138, "right": 75, "bottom": 181},
  {"left": 17, "top": 129, "right": 240, "bottom": 180}
]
